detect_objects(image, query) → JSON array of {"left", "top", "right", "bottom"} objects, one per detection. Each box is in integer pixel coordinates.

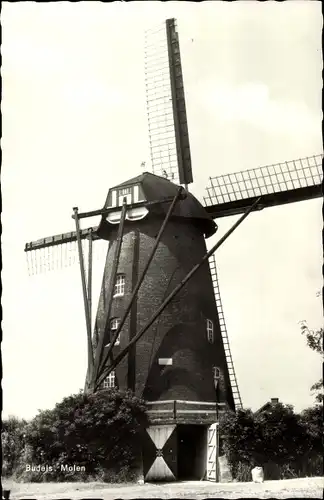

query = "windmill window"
[
  {"left": 114, "top": 274, "right": 125, "bottom": 297},
  {"left": 213, "top": 366, "right": 221, "bottom": 380},
  {"left": 110, "top": 318, "right": 121, "bottom": 346},
  {"left": 206, "top": 319, "right": 214, "bottom": 343},
  {"left": 118, "top": 187, "right": 132, "bottom": 206},
  {"left": 103, "top": 371, "right": 115, "bottom": 389}
]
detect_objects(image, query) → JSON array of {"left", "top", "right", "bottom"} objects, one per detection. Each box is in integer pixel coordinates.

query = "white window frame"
[
  {"left": 114, "top": 274, "right": 125, "bottom": 297},
  {"left": 213, "top": 366, "right": 221, "bottom": 380},
  {"left": 103, "top": 371, "right": 116, "bottom": 389},
  {"left": 110, "top": 318, "right": 121, "bottom": 346},
  {"left": 118, "top": 187, "right": 132, "bottom": 206},
  {"left": 206, "top": 319, "right": 214, "bottom": 343}
]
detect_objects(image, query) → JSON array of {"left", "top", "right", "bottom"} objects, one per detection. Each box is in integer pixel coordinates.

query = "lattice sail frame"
[
  {"left": 204, "top": 154, "right": 323, "bottom": 207},
  {"left": 145, "top": 19, "right": 192, "bottom": 186},
  {"left": 25, "top": 237, "right": 108, "bottom": 276}
]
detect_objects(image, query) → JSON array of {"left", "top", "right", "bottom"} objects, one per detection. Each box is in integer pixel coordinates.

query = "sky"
[{"left": 2, "top": 1, "right": 323, "bottom": 419}]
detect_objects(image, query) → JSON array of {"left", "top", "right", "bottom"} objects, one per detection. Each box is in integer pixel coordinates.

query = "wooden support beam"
[
  {"left": 89, "top": 200, "right": 128, "bottom": 391},
  {"left": 73, "top": 207, "right": 94, "bottom": 391},
  {"left": 97, "top": 197, "right": 262, "bottom": 388},
  {"left": 96, "top": 187, "right": 184, "bottom": 387}
]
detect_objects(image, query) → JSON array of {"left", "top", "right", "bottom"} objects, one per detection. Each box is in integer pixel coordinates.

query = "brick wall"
[{"left": 94, "top": 213, "right": 234, "bottom": 409}]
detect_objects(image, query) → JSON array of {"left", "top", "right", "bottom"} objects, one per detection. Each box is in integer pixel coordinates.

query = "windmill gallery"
[{"left": 24, "top": 19, "right": 323, "bottom": 482}]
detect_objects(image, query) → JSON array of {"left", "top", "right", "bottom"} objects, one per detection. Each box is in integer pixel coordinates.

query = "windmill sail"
[
  {"left": 24, "top": 227, "right": 108, "bottom": 275},
  {"left": 145, "top": 18, "right": 242, "bottom": 410},
  {"left": 204, "top": 154, "right": 323, "bottom": 218},
  {"left": 145, "top": 19, "right": 193, "bottom": 186}
]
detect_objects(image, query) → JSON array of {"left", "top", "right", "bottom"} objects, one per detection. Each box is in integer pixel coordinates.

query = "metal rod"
[
  {"left": 90, "top": 200, "right": 128, "bottom": 390},
  {"left": 96, "top": 187, "right": 184, "bottom": 384},
  {"left": 73, "top": 207, "right": 94, "bottom": 389},
  {"left": 97, "top": 196, "right": 262, "bottom": 388}
]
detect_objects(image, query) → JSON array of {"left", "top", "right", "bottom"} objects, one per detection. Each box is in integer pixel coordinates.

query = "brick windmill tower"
[{"left": 24, "top": 19, "right": 322, "bottom": 482}]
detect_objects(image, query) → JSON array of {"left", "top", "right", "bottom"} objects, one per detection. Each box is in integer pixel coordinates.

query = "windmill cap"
[{"left": 98, "top": 172, "right": 216, "bottom": 238}]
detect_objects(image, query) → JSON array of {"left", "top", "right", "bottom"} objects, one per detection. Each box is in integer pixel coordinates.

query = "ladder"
[{"left": 209, "top": 254, "right": 243, "bottom": 411}]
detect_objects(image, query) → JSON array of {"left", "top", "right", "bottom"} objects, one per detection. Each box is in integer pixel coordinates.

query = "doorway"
[{"left": 177, "top": 425, "right": 207, "bottom": 480}]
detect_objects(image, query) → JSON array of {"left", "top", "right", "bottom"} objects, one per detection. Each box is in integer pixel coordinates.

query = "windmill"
[{"left": 24, "top": 18, "right": 322, "bottom": 483}]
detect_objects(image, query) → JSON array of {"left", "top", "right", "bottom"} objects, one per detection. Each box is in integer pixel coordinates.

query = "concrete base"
[{"left": 218, "top": 455, "right": 233, "bottom": 482}]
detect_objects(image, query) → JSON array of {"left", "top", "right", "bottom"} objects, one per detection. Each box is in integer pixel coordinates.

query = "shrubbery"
[
  {"left": 2, "top": 389, "right": 147, "bottom": 482},
  {"left": 2, "top": 393, "right": 322, "bottom": 483},
  {"left": 2, "top": 416, "right": 28, "bottom": 477},
  {"left": 219, "top": 402, "right": 323, "bottom": 481}
]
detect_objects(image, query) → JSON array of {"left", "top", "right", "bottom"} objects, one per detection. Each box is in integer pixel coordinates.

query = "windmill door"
[
  {"left": 143, "top": 425, "right": 177, "bottom": 481},
  {"left": 206, "top": 422, "right": 219, "bottom": 482}
]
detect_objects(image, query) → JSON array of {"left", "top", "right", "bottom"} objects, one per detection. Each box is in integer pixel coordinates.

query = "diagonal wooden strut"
[
  {"left": 84, "top": 229, "right": 94, "bottom": 390},
  {"left": 88, "top": 200, "right": 128, "bottom": 393},
  {"left": 95, "top": 187, "right": 184, "bottom": 387},
  {"left": 96, "top": 196, "right": 262, "bottom": 389},
  {"left": 73, "top": 207, "right": 94, "bottom": 386}
]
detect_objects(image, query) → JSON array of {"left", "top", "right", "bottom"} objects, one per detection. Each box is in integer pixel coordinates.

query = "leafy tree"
[
  {"left": 219, "top": 408, "right": 262, "bottom": 477},
  {"left": 299, "top": 405, "right": 323, "bottom": 476},
  {"left": 219, "top": 403, "right": 321, "bottom": 480},
  {"left": 2, "top": 416, "right": 28, "bottom": 477},
  {"left": 300, "top": 405, "right": 323, "bottom": 451},
  {"left": 254, "top": 402, "right": 307, "bottom": 474},
  {"left": 299, "top": 320, "right": 323, "bottom": 402}
]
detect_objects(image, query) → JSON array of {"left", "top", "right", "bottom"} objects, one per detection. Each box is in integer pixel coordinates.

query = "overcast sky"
[{"left": 2, "top": 1, "right": 323, "bottom": 419}]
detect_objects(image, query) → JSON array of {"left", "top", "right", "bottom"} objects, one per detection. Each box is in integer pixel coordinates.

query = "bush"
[
  {"left": 15, "top": 389, "right": 147, "bottom": 482},
  {"left": 219, "top": 408, "right": 262, "bottom": 479},
  {"left": 219, "top": 403, "right": 323, "bottom": 481},
  {"left": 2, "top": 416, "right": 28, "bottom": 477},
  {"left": 299, "top": 405, "right": 323, "bottom": 477}
]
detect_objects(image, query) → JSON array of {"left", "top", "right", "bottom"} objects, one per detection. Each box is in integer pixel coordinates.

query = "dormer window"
[
  {"left": 206, "top": 319, "right": 214, "bottom": 343},
  {"left": 118, "top": 187, "right": 132, "bottom": 206},
  {"left": 114, "top": 274, "right": 125, "bottom": 297},
  {"left": 106, "top": 183, "right": 144, "bottom": 210}
]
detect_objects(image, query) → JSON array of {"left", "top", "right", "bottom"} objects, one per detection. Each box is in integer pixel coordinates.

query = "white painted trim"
[
  {"left": 133, "top": 184, "right": 139, "bottom": 203},
  {"left": 111, "top": 190, "right": 117, "bottom": 207},
  {"left": 176, "top": 410, "right": 217, "bottom": 414},
  {"left": 147, "top": 410, "right": 173, "bottom": 413},
  {"left": 158, "top": 358, "right": 173, "bottom": 366},
  {"left": 146, "top": 400, "right": 226, "bottom": 406}
]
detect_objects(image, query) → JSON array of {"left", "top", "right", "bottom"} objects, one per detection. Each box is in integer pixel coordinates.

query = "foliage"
[
  {"left": 300, "top": 322, "right": 323, "bottom": 355},
  {"left": 299, "top": 321, "right": 323, "bottom": 402},
  {"left": 14, "top": 389, "right": 147, "bottom": 482},
  {"left": 2, "top": 416, "right": 28, "bottom": 477},
  {"left": 220, "top": 403, "right": 322, "bottom": 481},
  {"left": 300, "top": 405, "right": 323, "bottom": 451}
]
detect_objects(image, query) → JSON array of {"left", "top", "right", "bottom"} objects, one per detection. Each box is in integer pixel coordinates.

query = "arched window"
[
  {"left": 103, "top": 371, "right": 115, "bottom": 389},
  {"left": 110, "top": 318, "right": 121, "bottom": 346},
  {"left": 206, "top": 319, "right": 214, "bottom": 343},
  {"left": 213, "top": 366, "right": 221, "bottom": 380},
  {"left": 114, "top": 274, "right": 125, "bottom": 297}
]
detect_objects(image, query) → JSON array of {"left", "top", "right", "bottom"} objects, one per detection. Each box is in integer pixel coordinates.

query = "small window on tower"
[
  {"left": 114, "top": 274, "right": 125, "bottom": 297},
  {"left": 110, "top": 318, "right": 121, "bottom": 346},
  {"left": 103, "top": 371, "right": 116, "bottom": 389},
  {"left": 206, "top": 319, "right": 214, "bottom": 343}
]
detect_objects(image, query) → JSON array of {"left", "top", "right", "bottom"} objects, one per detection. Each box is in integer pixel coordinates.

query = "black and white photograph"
[{"left": 1, "top": 1, "right": 323, "bottom": 499}]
